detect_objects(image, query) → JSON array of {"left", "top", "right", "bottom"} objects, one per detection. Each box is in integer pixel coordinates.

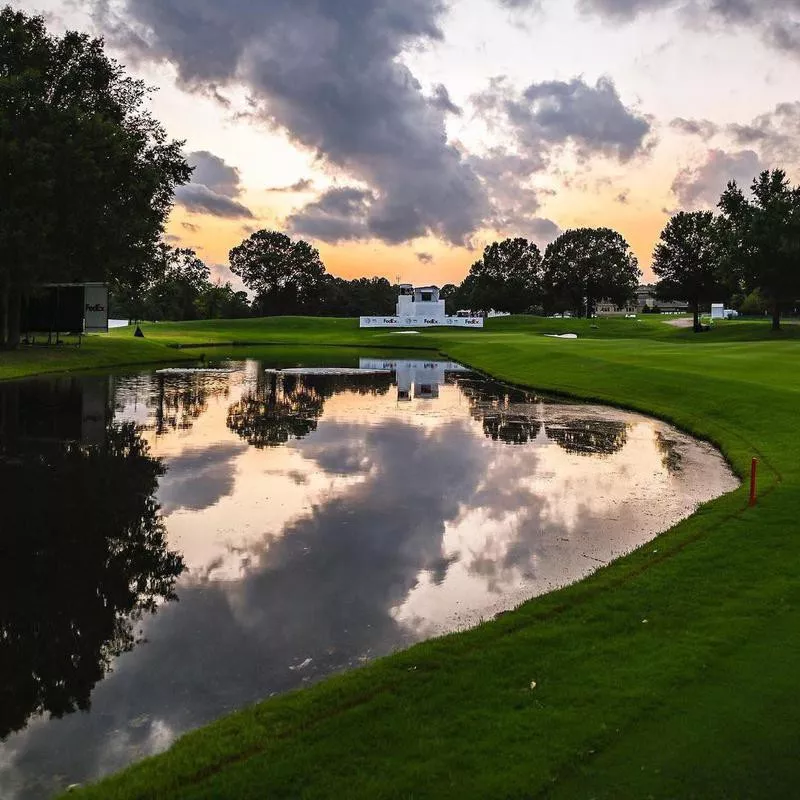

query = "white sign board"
[
  {"left": 84, "top": 284, "right": 109, "bottom": 333},
  {"left": 359, "top": 315, "right": 483, "bottom": 328}
]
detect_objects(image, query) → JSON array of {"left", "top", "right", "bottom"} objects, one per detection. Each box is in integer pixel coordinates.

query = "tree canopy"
[
  {"left": 0, "top": 6, "right": 190, "bottom": 346},
  {"left": 456, "top": 238, "right": 542, "bottom": 314},
  {"left": 652, "top": 211, "right": 725, "bottom": 333},
  {"left": 542, "top": 228, "right": 640, "bottom": 317},
  {"left": 718, "top": 169, "right": 800, "bottom": 331},
  {"left": 229, "top": 230, "right": 326, "bottom": 316}
]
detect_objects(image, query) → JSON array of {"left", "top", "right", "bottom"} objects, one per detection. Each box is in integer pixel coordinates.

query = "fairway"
[{"left": 3, "top": 315, "right": 799, "bottom": 798}]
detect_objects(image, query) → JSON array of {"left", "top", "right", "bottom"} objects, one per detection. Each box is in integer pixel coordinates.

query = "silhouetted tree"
[
  {"left": 145, "top": 246, "right": 211, "bottom": 321},
  {"left": 542, "top": 228, "right": 640, "bottom": 317},
  {"left": 0, "top": 7, "right": 191, "bottom": 346},
  {"left": 458, "top": 238, "right": 542, "bottom": 314},
  {"left": 652, "top": 211, "right": 725, "bottom": 333},
  {"left": 194, "top": 281, "right": 251, "bottom": 320},
  {"left": 229, "top": 230, "right": 326, "bottom": 316},
  {"left": 718, "top": 169, "right": 800, "bottom": 331}
]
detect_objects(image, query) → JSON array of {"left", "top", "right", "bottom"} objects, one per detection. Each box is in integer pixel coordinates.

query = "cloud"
[
  {"left": 267, "top": 178, "right": 315, "bottom": 193},
  {"left": 669, "top": 117, "right": 720, "bottom": 140},
  {"left": 174, "top": 184, "right": 255, "bottom": 219},
  {"left": 173, "top": 150, "right": 255, "bottom": 218},
  {"left": 430, "top": 84, "right": 462, "bottom": 116},
  {"left": 671, "top": 148, "right": 765, "bottom": 209},
  {"left": 287, "top": 186, "right": 376, "bottom": 243},
  {"left": 473, "top": 76, "right": 654, "bottom": 164},
  {"left": 93, "top": 0, "right": 490, "bottom": 247},
  {"left": 726, "top": 102, "right": 800, "bottom": 168},
  {"left": 157, "top": 443, "right": 246, "bottom": 514},
  {"left": 615, "top": 190, "right": 630, "bottom": 204},
  {"left": 416, "top": 252, "right": 434, "bottom": 263},
  {"left": 187, "top": 151, "right": 242, "bottom": 198},
  {"left": 567, "top": 0, "right": 800, "bottom": 59},
  {"left": 181, "top": 222, "right": 200, "bottom": 232}
]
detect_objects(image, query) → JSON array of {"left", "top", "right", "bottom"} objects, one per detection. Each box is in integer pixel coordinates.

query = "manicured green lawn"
[{"left": 5, "top": 315, "right": 799, "bottom": 798}]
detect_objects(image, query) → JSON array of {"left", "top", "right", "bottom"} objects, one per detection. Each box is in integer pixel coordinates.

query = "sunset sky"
[{"left": 15, "top": 0, "right": 800, "bottom": 288}]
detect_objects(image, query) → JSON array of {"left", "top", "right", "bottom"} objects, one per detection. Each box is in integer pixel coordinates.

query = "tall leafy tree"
[
  {"left": 718, "top": 170, "right": 800, "bottom": 331},
  {"left": 542, "top": 228, "right": 640, "bottom": 317},
  {"left": 229, "top": 230, "right": 327, "bottom": 316},
  {"left": 652, "top": 211, "right": 724, "bottom": 333},
  {"left": 0, "top": 7, "right": 191, "bottom": 346},
  {"left": 458, "top": 238, "right": 542, "bottom": 314},
  {"left": 146, "top": 246, "right": 210, "bottom": 321}
]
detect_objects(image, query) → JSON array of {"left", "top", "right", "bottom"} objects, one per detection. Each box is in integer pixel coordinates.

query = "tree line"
[{"left": 2, "top": 7, "right": 799, "bottom": 345}]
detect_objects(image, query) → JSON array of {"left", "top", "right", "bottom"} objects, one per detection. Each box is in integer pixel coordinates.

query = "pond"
[{"left": 0, "top": 352, "right": 738, "bottom": 799}]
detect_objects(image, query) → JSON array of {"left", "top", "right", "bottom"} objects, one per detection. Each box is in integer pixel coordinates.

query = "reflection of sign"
[{"left": 84, "top": 284, "right": 109, "bottom": 333}]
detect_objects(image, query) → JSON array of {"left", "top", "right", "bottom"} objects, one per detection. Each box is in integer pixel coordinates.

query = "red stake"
[{"left": 749, "top": 458, "right": 758, "bottom": 507}]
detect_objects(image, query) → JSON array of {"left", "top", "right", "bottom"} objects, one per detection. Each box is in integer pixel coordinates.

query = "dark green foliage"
[
  {"left": 317, "top": 275, "right": 397, "bottom": 317},
  {"left": 542, "top": 227, "right": 640, "bottom": 317},
  {"left": 718, "top": 169, "right": 800, "bottom": 331},
  {"left": 229, "top": 230, "right": 326, "bottom": 316},
  {"left": 456, "top": 238, "right": 542, "bottom": 314},
  {"left": 0, "top": 6, "right": 191, "bottom": 346},
  {"left": 652, "top": 211, "right": 725, "bottom": 332}
]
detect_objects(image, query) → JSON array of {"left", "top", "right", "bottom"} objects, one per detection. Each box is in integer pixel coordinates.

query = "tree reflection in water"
[
  {"left": 544, "top": 420, "right": 628, "bottom": 456},
  {"left": 453, "top": 374, "right": 628, "bottom": 455},
  {"left": 0, "top": 380, "right": 184, "bottom": 741},
  {"left": 227, "top": 371, "right": 393, "bottom": 448},
  {"left": 133, "top": 373, "right": 231, "bottom": 435}
]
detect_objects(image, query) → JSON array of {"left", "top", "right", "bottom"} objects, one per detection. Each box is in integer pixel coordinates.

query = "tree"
[
  {"left": 718, "top": 170, "right": 800, "bottom": 331},
  {"left": 652, "top": 211, "right": 725, "bottom": 333},
  {"left": 439, "top": 283, "right": 458, "bottom": 315},
  {"left": 145, "top": 246, "right": 210, "bottom": 321},
  {"left": 458, "top": 238, "right": 542, "bottom": 314},
  {"left": 542, "top": 228, "right": 640, "bottom": 317},
  {"left": 195, "top": 281, "right": 251, "bottom": 320},
  {"left": 229, "top": 230, "right": 327, "bottom": 316},
  {"left": 0, "top": 7, "right": 191, "bottom": 347}
]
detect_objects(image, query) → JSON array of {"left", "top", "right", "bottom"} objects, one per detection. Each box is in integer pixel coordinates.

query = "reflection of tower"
[
  {"left": 413, "top": 362, "right": 444, "bottom": 400},
  {"left": 396, "top": 361, "right": 412, "bottom": 402},
  {"left": 358, "top": 358, "right": 467, "bottom": 403}
]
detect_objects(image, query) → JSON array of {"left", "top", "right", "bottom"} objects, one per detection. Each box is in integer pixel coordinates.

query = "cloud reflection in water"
[{"left": 0, "top": 360, "right": 738, "bottom": 799}]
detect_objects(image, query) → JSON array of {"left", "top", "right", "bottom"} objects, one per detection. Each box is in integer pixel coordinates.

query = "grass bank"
[{"left": 7, "top": 315, "right": 798, "bottom": 798}]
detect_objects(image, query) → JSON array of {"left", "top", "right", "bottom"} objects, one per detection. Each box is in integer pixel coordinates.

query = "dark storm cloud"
[
  {"left": 474, "top": 76, "right": 653, "bottom": 163},
  {"left": 174, "top": 184, "right": 255, "bottom": 219},
  {"left": 287, "top": 186, "right": 375, "bottom": 243},
  {"left": 671, "top": 148, "right": 765, "bottom": 208},
  {"left": 93, "top": 0, "right": 490, "bottom": 246}
]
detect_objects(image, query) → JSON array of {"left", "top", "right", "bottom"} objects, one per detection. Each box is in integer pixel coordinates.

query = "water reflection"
[
  {"left": 226, "top": 371, "right": 392, "bottom": 448},
  {"left": 0, "top": 379, "right": 184, "bottom": 743},
  {"left": 0, "top": 357, "right": 738, "bottom": 799}
]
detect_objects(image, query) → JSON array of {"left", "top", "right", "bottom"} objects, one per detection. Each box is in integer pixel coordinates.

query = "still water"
[{"left": 0, "top": 354, "right": 738, "bottom": 798}]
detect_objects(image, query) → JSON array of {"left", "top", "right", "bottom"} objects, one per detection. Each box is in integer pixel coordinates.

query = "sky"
[{"left": 13, "top": 0, "right": 800, "bottom": 287}]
